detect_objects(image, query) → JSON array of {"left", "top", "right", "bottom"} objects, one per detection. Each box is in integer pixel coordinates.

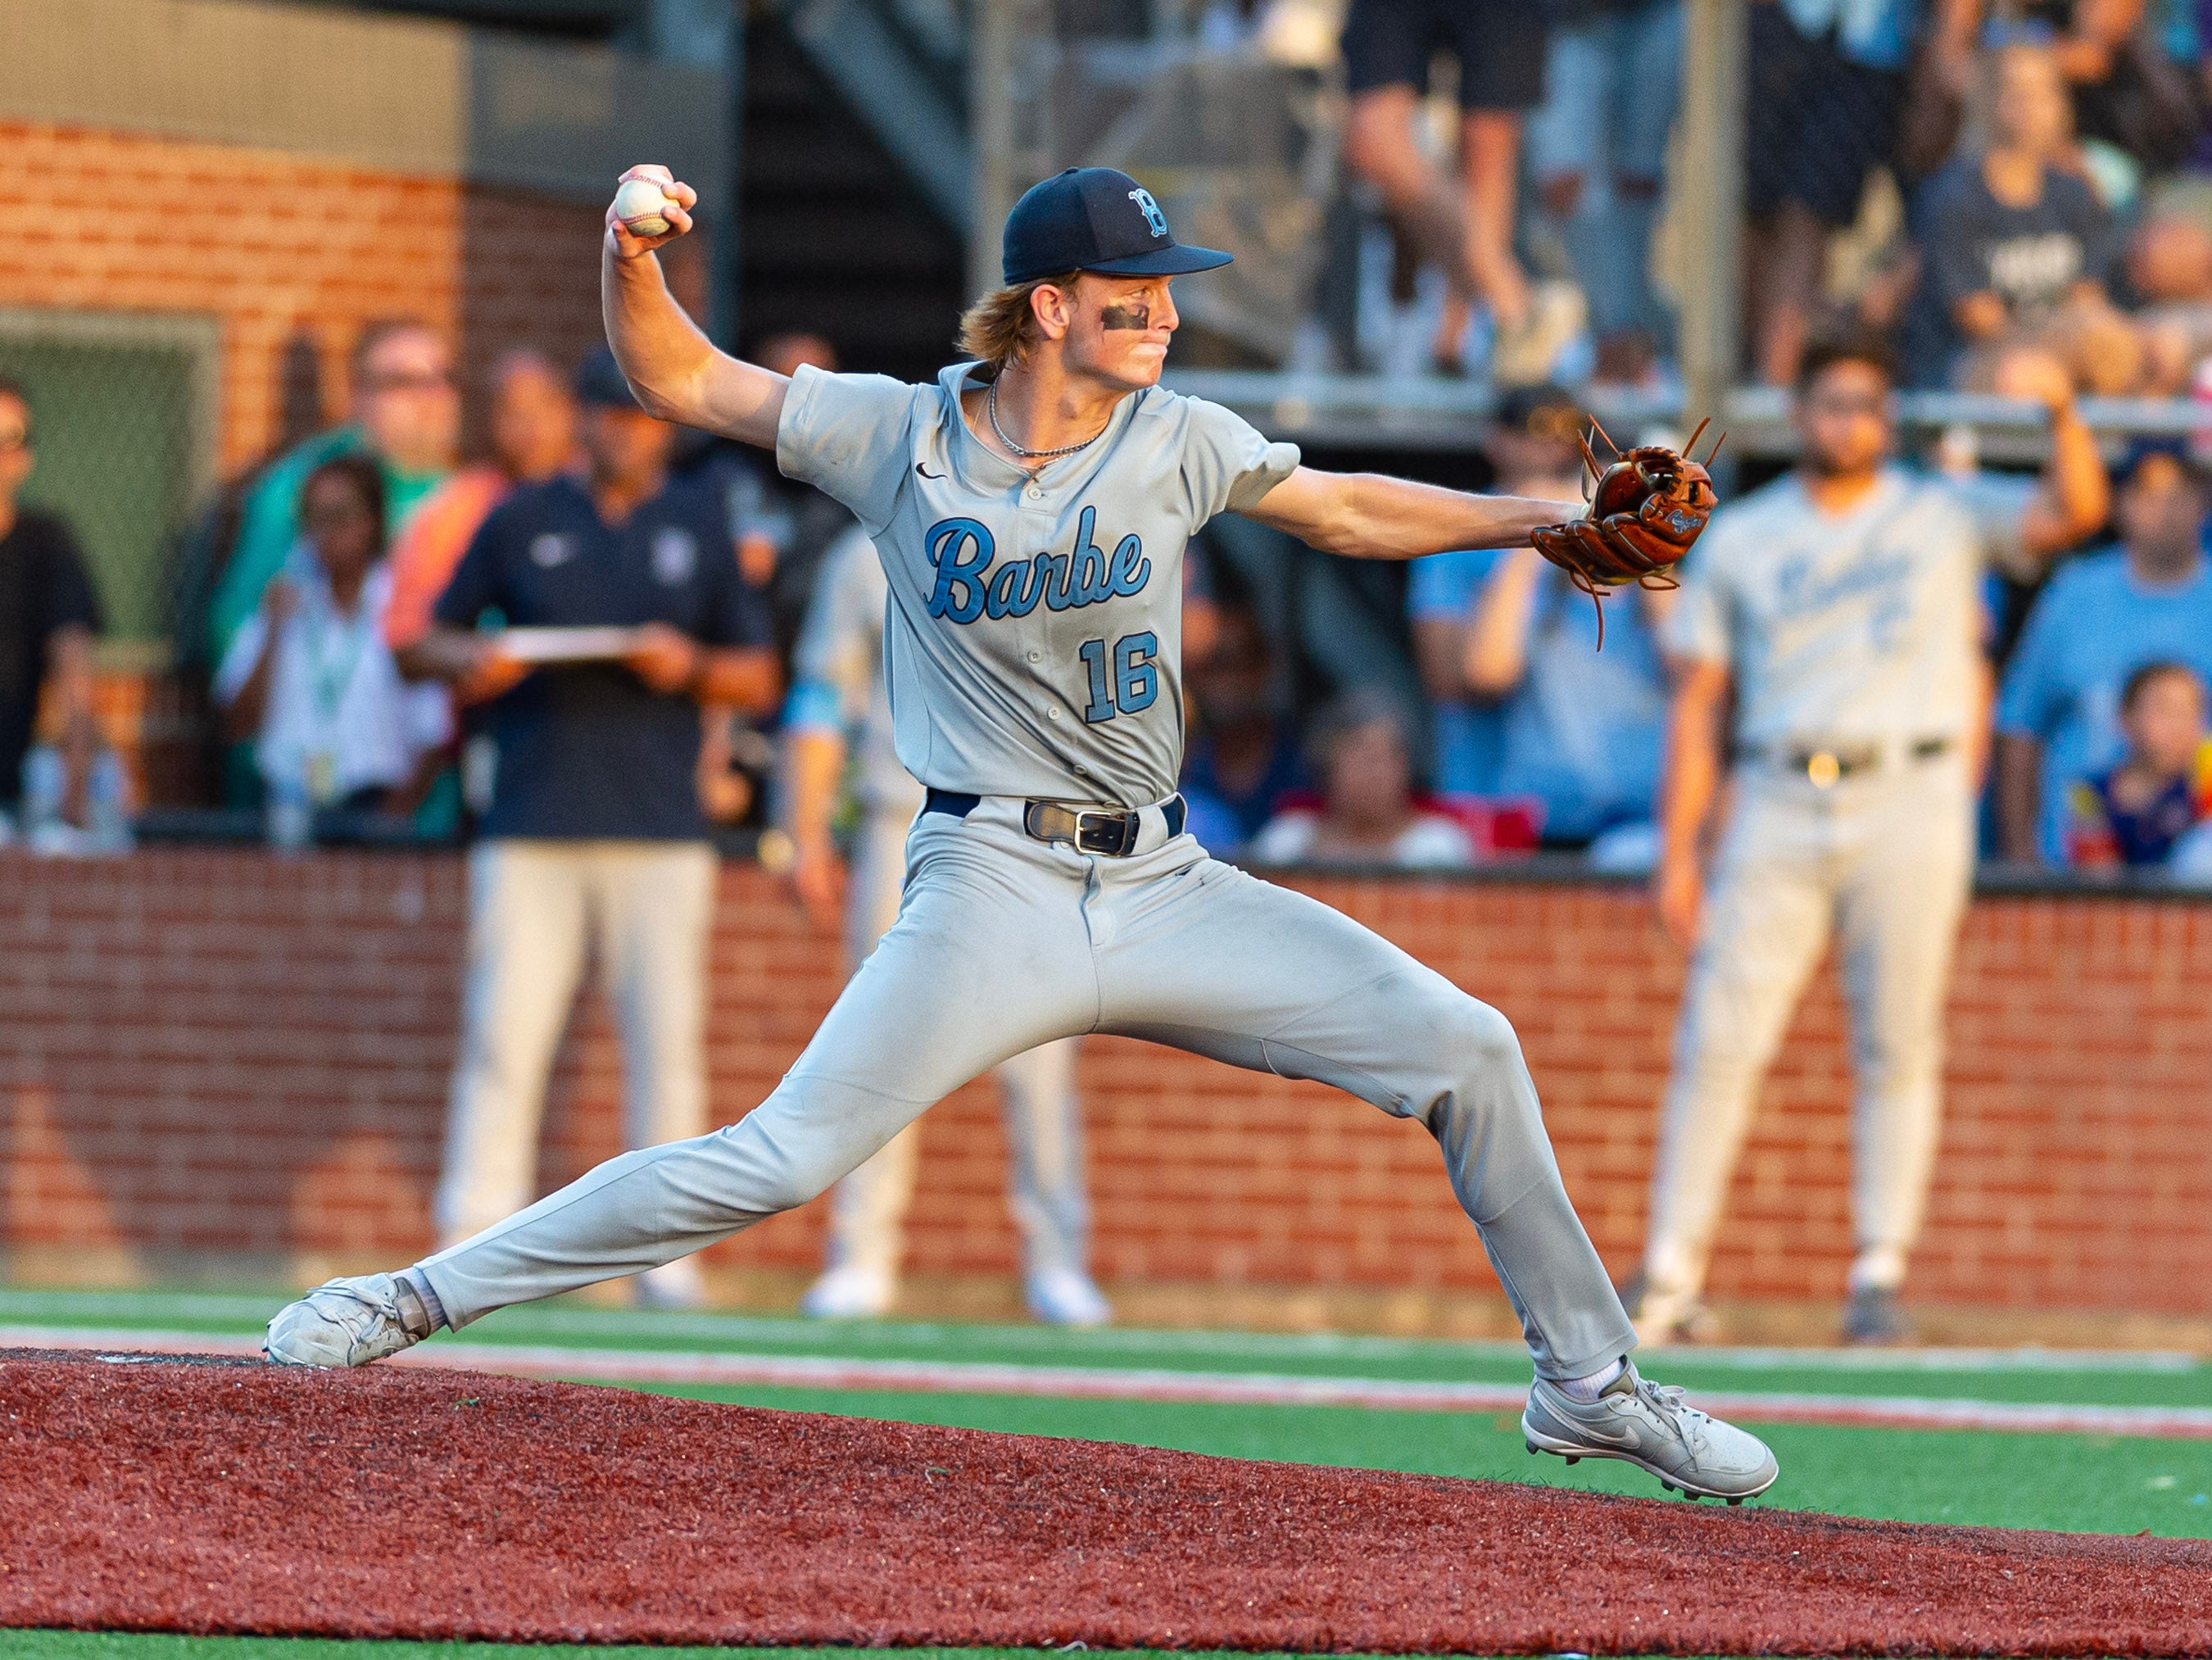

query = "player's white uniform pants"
[
  {"left": 824, "top": 803, "right": 1090, "bottom": 1280},
  {"left": 433, "top": 838, "right": 718, "bottom": 1246},
  {"left": 1643, "top": 758, "right": 1974, "bottom": 1303},
  {"left": 415, "top": 799, "right": 1636, "bottom": 1380}
]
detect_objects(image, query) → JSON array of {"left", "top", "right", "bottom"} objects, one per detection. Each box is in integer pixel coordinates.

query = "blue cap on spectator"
[
  {"left": 573, "top": 347, "right": 640, "bottom": 410},
  {"left": 1002, "top": 168, "right": 1232, "bottom": 285}
]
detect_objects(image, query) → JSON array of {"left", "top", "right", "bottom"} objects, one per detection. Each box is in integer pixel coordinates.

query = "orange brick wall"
[
  {"left": 0, "top": 119, "right": 644, "bottom": 471},
  {"left": 5, "top": 848, "right": 2210, "bottom": 1313}
]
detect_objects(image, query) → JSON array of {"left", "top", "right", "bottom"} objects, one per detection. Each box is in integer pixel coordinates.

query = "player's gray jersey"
[
  {"left": 1663, "top": 465, "right": 2033, "bottom": 751},
  {"left": 786, "top": 524, "right": 918, "bottom": 811},
  {"left": 777, "top": 361, "right": 1299, "bottom": 806}
]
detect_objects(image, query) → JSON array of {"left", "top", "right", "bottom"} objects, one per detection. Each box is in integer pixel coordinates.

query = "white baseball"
[{"left": 614, "top": 178, "right": 674, "bottom": 238}]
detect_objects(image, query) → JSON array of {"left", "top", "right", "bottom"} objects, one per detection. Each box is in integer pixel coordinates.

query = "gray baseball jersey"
[
  {"left": 776, "top": 361, "right": 1299, "bottom": 806},
  {"left": 1663, "top": 465, "right": 2034, "bottom": 750}
]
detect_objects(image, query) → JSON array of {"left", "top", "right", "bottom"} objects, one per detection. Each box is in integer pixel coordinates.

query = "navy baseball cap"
[{"left": 1002, "top": 168, "right": 1232, "bottom": 285}]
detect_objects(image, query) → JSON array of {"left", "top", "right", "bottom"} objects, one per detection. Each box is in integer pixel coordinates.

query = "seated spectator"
[
  {"left": 1180, "top": 602, "right": 1307, "bottom": 851},
  {"left": 1249, "top": 688, "right": 1477, "bottom": 868},
  {"left": 1463, "top": 512, "right": 1673, "bottom": 846},
  {"left": 2129, "top": 214, "right": 2212, "bottom": 392},
  {"left": 1996, "top": 442, "right": 2212, "bottom": 863},
  {"left": 2029, "top": 0, "right": 2202, "bottom": 179},
  {"left": 1407, "top": 386, "right": 1586, "bottom": 794},
  {"left": 2064, "top": 660, "right": 2212, "bottom": 869},
  {"left": 207, "top": 318, "right": 458, "bottom": 805},
  {"left": 1905, "top": 42, "right": 2142, "bottom": 395},
  {"left": 215, "top": 456, "right": 452, "bottom": 825},
  {"left": 0, "top": 375, "right": 102, "bottom": 838},
  {"left": 1522, "top": 0, "right": 1681, "bottom": 386}
]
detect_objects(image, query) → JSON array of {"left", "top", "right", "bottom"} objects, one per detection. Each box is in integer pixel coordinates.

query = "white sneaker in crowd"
[
  {"left": 1024, "top": 1267, "right": 1112, "bottom": 1327},
  {"left": 800, "top": 1263, "right": 895, "bottom": 1319}
]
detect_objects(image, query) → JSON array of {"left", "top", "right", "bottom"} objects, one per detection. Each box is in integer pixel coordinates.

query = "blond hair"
[{"left": 957, "top": 271, "right": 1083, "bottom": 370}]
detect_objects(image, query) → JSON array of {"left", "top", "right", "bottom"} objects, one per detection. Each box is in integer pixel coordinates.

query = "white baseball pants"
[
  {"left": 1643, "top": 760, "right": 1974, "bottom": 1303},
  {"left": 416, "top": 797, "right": 1637, "bottom": 1380},
  {"left": 434, "top": 838, "right": 718, "bottom": 1246},
  {"left": 823, "top": 804, "right": 1090, "bottom": 1281}
]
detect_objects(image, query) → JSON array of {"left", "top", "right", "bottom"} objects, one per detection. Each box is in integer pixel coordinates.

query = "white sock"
[{"left": 1556, "top": 1357, "right": 1625, "bottom": 1404}]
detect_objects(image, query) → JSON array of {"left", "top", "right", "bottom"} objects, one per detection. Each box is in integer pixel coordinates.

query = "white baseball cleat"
[
  {"left": 1522, "top": 1361, "right": 1779, "bottom": 1503},
  {"left": 800, "top": 1263, "right": 895, "bottom": 1319},
  {"left": 263, "top": 1273, "right": 428, "bottom": 1368},
  {"left": 1025, "top": 1266, "right": 1112, "bottom": 1327}
]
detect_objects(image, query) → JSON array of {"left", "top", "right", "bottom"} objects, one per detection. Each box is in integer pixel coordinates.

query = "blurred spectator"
[
  {"left": 214, "top": 455, "right": 451, "bottom": 831},
  {"left": 1464, "top": 537, "right": 1673, "bottom": 847},
  {"left": 401, "top": 348, "right": 778, "bottom": 1306},
  {"left": 2129, "top": 214, "right": 2212, "bottom": 392},
  {"left": 210, "top": 319, "right": 458, "bottom": 664},
  {"left": 1637, "top": 334, "right": 2105, "bottom": 1346},
  {"left": 2019, "top": 0, "right": 2203, "bottom": 176},
  {"left": 2062, "top": 660, "right": 2212, "bottom": 867},
  {"left": 0, "top": 375, "right": 102, "bottom": 837},
  {"left": 1995, "top": 442, "right": 2212, "bottom": 862},
  {"left": 1180, "top": 603, "right": 1307, "bottom": 850},
  {"left": 1407, "top": 386, "right": 1586, "bottom": 795},
  {"left": 1747, "top": 0, "right": 1977, "bottom": 385},
  {"left": 1904, "top": 42, "right": 2142, "bottom": 394},
  {"left": 1522, "top": 0, "right": 1681, "bottom": 384},
  {"left": 1249, "top": 687, "right": 1477, "bottom": 867},
  {"left": 1339, "top": 0, "right": 1554, "bottom": 375},
  {"left": 383, "top": 350, "right": 579, "bottom": 656}
]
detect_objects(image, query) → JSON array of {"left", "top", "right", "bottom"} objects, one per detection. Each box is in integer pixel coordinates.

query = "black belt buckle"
[{"left": 1072, "top": 806, "right": 1139, "bottom": 855}]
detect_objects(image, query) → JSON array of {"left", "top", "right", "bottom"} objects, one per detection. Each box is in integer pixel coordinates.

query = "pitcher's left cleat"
[
  {"left": 264, "top": 1273, "right": 428, "bottom": 1368},
  {"left": 1522, "top": 1361, "right": 1778, "bottom": 1503},
  {"left": 1024, "top": 1266, "right": 1113, "bottom": 1327}
]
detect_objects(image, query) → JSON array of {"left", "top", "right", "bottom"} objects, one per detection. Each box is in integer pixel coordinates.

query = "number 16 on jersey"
[{"left": 1077, "top": 632, "right": 1158, "bottom": 723}]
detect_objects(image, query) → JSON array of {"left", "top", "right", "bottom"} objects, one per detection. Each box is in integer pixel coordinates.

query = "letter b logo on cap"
[{"left": 1127, "top": 187, "right": 1168, "bottom": 239}]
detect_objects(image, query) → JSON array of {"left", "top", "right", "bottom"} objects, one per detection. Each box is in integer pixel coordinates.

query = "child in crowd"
[
  {"left": 2066, "top": 661, "right": 2212, "bottom": 869},
  {"left": 215, "top": 454, "right": 452, "bottom": 827},
  {"left": 1249, "top": 687, "right": 1476, "bottom": 869}
]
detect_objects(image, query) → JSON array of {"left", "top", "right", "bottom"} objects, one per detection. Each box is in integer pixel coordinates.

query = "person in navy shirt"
[{"left": 401, "top": 348, "right": 778, "bottom": 1307}]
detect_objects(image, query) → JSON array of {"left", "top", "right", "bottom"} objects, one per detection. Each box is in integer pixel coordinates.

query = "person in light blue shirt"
[
  {"left": 1407, "top": 385, "right": 1588, "bottom": 796},
  {"left": 1995, "top": 443, "right": 2212, "bottom": 865},
  {"left": 1467, "top": 543, "right": 1671, "bottom": 841},
  {"left": 1407, "top": 545, "right": 1508, "bottom": 792}
]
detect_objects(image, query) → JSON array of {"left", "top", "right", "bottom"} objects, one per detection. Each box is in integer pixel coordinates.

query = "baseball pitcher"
[
  {"left": 1634, "top": 337, "right": 2107, "bottom": 1345},
  {"left": 269, "top": 165, "right": 1778, "bottom": 1502}
]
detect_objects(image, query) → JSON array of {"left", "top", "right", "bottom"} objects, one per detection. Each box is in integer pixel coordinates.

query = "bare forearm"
[
  {"left": 601, "top": 247, "right": 786, "bottom": 446},
  {"left": 397, "top": 627, "right": 492, "bottom": 685},
  {"left": 2040, "top": 399, "right": 2109, "bottom": 551},
  {"left": 1248, "top": 467, "right": 1576, "bottom": 561},
  {"left": 1660, "top": 674, "right": 1728, "bottom": 866},
  {"left": 1462, "top": 547, "right": 1541, "bottom": 695},
  {"left": 782, "top": 728, "right": 845, "bottom": 848}
]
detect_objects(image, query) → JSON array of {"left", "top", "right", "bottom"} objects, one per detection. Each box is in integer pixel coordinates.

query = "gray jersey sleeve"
[
  {"left": 788, "top": 525, "right": 885, "bottom": 733},
  {"left": 1660, "top": 533, "right": 1735, "bottom": 666},
  {"left": 1948, "top": 470, "right": 2039, "bottom": 581},
  {"left": 1179, "top": 397, "right": 1301, "bottom": 526},
  {"left": 776, "top": 365, "right": 922, "bottom": 533}
]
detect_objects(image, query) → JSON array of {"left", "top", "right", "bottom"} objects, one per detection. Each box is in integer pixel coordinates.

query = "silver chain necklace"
[{"left": 987, "top": 379, "right": 1108, "bottom": 462}]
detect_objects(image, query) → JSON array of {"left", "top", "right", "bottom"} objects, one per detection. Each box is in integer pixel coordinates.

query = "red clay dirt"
[{"left": 2, "top": 1353, "right": 2208, "bottom": 1656}]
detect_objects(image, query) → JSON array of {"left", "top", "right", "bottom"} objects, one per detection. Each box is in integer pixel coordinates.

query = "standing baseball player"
[
  {"left": 268, "top": 164, "right": 1779, "bottom": 1502},
  {"left": 785, "top": 522, "right": 1109, "bottom": 1326},
  {"left": 1635, "top": 336, "right": 2107, "bottom": 1346}
]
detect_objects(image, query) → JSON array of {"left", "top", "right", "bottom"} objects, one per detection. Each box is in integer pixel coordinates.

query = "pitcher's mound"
[{"left": 2, "top": 1353, "right": 2209, "bottom": 1654}]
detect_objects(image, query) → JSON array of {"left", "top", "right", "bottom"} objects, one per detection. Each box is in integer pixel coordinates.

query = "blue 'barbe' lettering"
[{"left": 925, "top": 508, "right": 1151, "bottom": 623}]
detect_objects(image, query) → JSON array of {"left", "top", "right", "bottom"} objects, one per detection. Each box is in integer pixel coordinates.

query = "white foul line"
[{"left": 5, "top": 1325, "right": 2209, "bottom": 1441}]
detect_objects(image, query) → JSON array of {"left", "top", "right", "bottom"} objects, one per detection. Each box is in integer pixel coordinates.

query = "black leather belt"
[
  {"left": 923, "top": 788, "right": 1186, "bottom": 855},
  {"left": 1738, "top": 737, "right": 1954, "bottom": 788}
]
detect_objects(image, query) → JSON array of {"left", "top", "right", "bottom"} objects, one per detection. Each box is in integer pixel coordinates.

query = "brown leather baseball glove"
[{"left": 1530, "top": 418, "right": 1724, "bottom": 647}]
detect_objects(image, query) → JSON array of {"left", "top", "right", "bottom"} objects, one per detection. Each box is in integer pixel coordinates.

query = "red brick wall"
[
  {"left": 0, "top": 119, "right": 672, "bottom": 471},
  {"left": 6, "top": 849, "right": 2209, "bottom": 1313}
]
